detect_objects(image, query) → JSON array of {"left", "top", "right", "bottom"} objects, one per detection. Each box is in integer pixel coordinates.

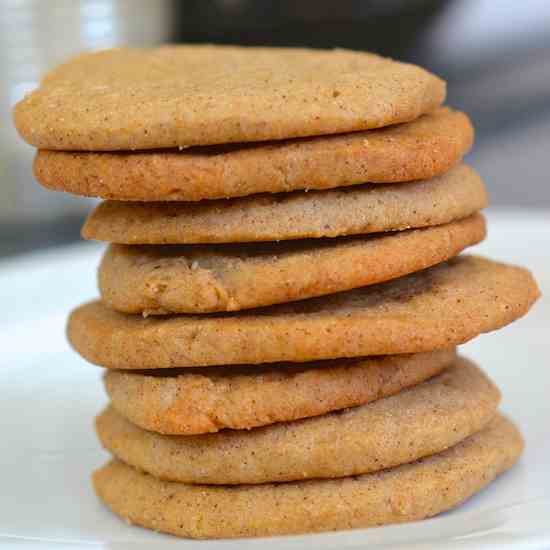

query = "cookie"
[
  {"left": 15, "top": 45, "right": 445, "bottom": 151},
  {"left": 104, "top": 349, "right": 454, "bottom": 435},
  {"left": 82, "top": 164, "right": 487, "bottom": 244},
  {"left": 97, "top": 358, "right": 499, "bottom": 484},
  {"left": 93, "top": 414, "right": 522, "bottom": 538},
  {"left": 99, "top": 214, "right": 485, "bottom": 315},
  {"left": 68, "top": 255, "right": 539, "bottom": 369},
  {"left": 33, "top": 107, "right": 470, "bottom": 201}
]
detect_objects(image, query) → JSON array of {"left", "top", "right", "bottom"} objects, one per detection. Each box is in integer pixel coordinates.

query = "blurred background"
[{"left": 1, "top": 0, "right": 549, "bottom": 258}]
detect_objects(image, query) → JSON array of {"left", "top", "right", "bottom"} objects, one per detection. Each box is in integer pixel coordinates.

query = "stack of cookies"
[{"left": 14, "top": 46, "right": 540, "bottom": 539}]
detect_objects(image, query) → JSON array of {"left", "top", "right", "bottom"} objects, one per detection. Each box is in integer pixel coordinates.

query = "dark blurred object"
[
  {"left": 174, "top": 0, "right": 445, "bottom": 57},
  {"left": 0, "top": 217, "right": 84, "bottom": 259}
]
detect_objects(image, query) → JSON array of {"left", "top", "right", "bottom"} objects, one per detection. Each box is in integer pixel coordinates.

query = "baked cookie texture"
[
  {"left": 93, "top": 415, "right": 523, "bottom": 539},
  {"left": 15, "top": 45, "right": 445, "bottom": 150},
  {"left": 98, "top": 214, "right": 485, "bottom": 314},
  {"left": 68, "top": 256, "right": 540, "bottom": 369},
  {"left": 104, "top": 349, "right": 455, "bottom": 435},
  {"left": 82, "top": 163, "right": 487, "bottom": 244},
  {"left": 97, "top": 358, "right": 500, "bottom": 484},
  {"left": 32, "top": 107, "right": 471, "bottom": 200},
  {"left": 12, "top": 43, "right": 538, "bottom": 540}
]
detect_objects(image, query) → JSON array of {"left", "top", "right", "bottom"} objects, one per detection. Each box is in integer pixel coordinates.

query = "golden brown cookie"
[
  {"left": 93, "top": 414, "right": 522, "bottom": 539},
  {"left": 68, "top": 255, "right": 540, "bottom": 369},
  {"left": 98, "top": 215, "right": 485, "bottom": 315},
  {"left": 97, "top": 358, "right": 499, "bottom": 484},
  {"left": 104, "top": 349, "right": 454, "bottom": 435},
  {"left": 15, "top": 45, "right": 445, "bottom": 151},
  {"left": 33, "top": 107, "right": 469, "bottom": 201},
  {"left": 82, "top": 164, "right": 487, "bottom": 244}
]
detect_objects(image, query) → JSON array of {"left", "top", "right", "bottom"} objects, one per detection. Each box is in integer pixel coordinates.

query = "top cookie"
[{"left": 14, "top": 45, "right": 445, "bottom": 151}]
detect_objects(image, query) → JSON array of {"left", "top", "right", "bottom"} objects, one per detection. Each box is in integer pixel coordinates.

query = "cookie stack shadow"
[{"left": 14, "top": 46, "right": 540, "bottom": 539}]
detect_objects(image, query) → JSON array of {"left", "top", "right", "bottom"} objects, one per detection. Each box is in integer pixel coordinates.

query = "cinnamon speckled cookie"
[
  {"left": 104, "top": 349, "right": 454, "bottom": 435},
  {"left": 98, "top": 215, "right": 485, "bottom": 314},
  {"left": 97, "top": 358, "right": 499, "bottom": 484},
  {"left": 82, "top": 164, "right": 487, "bottom": 244},
  {"left": 15, "top": 45, "right": 445, "bottom": 151},
  {"left": 68, "top": 255, "right": 540, "bottom": 369},
  {"left": 93, "top": 414, "right": 522, "bottom": 539},
  {"left": 33, "top": 107, "right": 469, "bottom": 201}
]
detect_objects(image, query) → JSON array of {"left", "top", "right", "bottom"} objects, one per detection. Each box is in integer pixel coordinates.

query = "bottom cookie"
[{"left": 93, "top": 414, "right": 522, "bottom": 539}]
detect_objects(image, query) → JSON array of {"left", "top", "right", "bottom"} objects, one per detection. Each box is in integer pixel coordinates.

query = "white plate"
[{"left": 0, "top": 209, "right": 549, "bottom": 550}]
